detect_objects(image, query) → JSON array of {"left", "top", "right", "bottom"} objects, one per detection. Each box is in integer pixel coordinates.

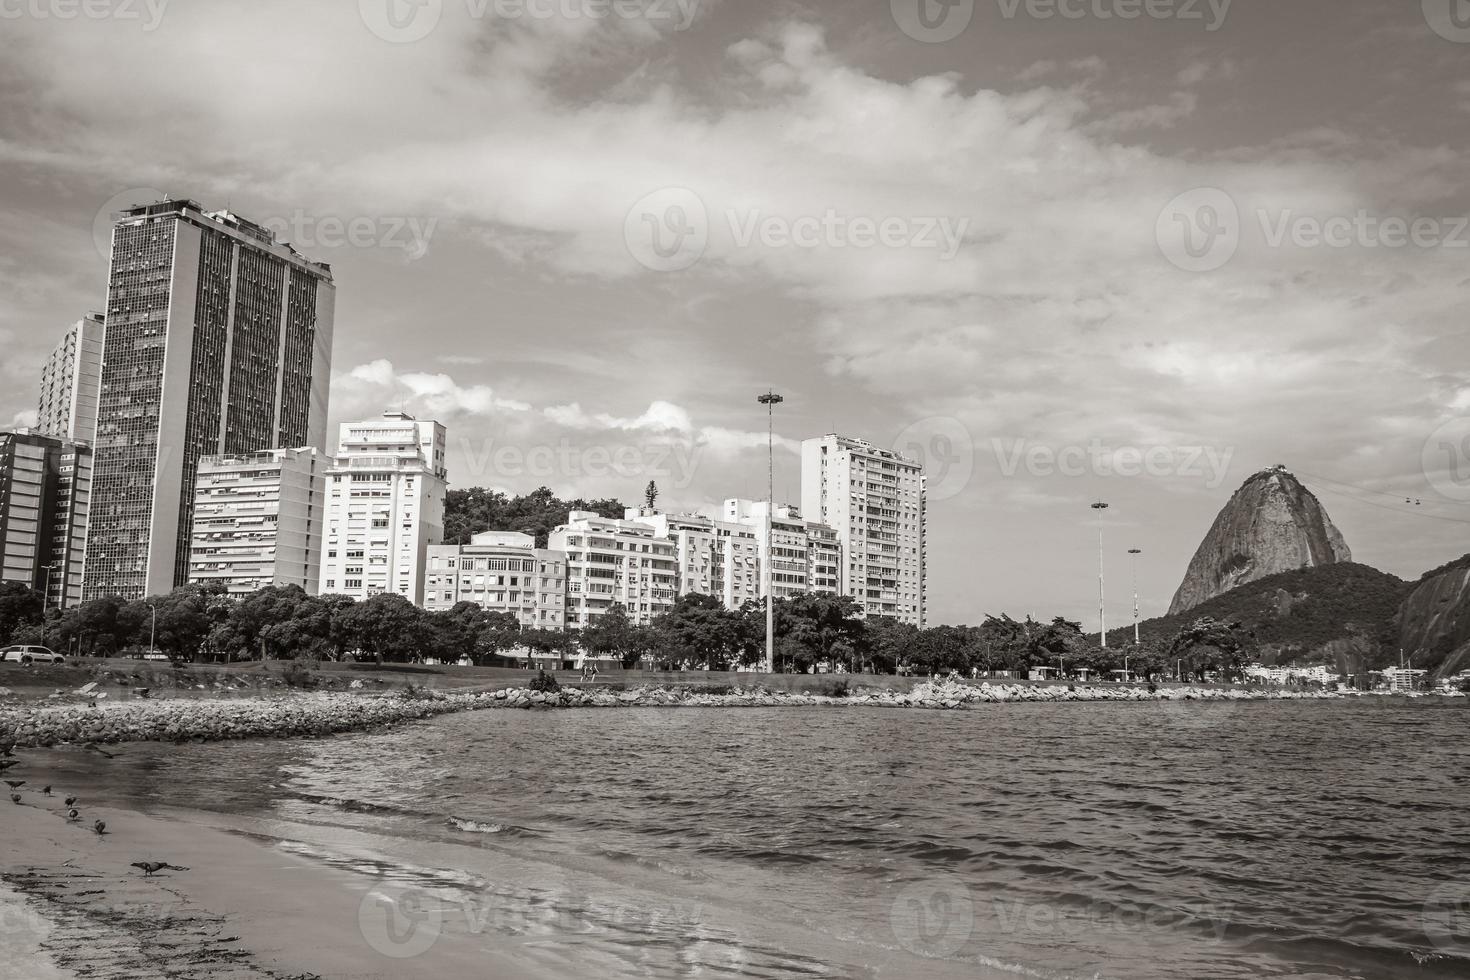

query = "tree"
[
  {"left": 644, "top": 481, "right": 658, "bottom": 511},
  {"left": 0, "top": 582, "right": 44, "bottom": 645},
  {"left": 338, "top": 594, "right": 427, "bottom": 662},
  {"left": 772, "top": 593, "right": 866, "bottom": 673},
  {"left": 1168, "top": 617, "right": 1252, "bottom": 681},
  {"left": 650, "top": 593, "right": 742, "bottom": 670},
  {"left": 443, "top": 487, "right": 627, "bottom": 547},
  {"left": 580, "top": 604, "right": 648, "bottom": 668},
  {"left": 861, "top": 616, "right": 918, "bottom": 674}
]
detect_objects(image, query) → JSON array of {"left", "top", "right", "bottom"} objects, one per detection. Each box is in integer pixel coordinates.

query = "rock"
[{"left": 1169, "top": 466, "right": 1351, "bottom": 615}]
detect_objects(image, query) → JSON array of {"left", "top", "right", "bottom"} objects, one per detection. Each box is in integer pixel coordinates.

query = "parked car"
[{"left": 0, "top": 644, "right": 65, "bottom": 665}]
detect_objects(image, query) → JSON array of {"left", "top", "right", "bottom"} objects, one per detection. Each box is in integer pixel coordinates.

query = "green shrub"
[{"left": 528, "top": 669, "right": 561, "bottom": 694}]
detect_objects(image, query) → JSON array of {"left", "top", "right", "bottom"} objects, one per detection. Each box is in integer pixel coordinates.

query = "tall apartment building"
[
  {"left": 424, "top": 531, "right": 567, "bottom": 630},
  {"left": 549, "top": 511, "right": 678, "bottom": 627},
  {"left": 0, "top": 431, "right": 91, "bottom": 609},
  {"left": 319, "top": 413, "right": 446, "bottom": 604},
  {"left": 637, "top": 510, "right": 762, "bottom": 609},
  {"left": 722, "top": 499, "right": 843, "bottom": 600},
  {"left": 187, "top": 447, "right": 324, "bottom": 596},
  {"left": 84, "top": 199, "right": 335, "bottom": 600},
  {"left": 801, "top": 434, "right": 926, "bottom": 625},
  {"left": 36, "top": 312, "right": 105, "bottom": 443}
]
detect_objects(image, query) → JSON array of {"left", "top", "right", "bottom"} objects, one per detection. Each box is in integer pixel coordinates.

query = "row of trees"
[{"left": 0, "top": 579, "right": 1254, "bottom": 679}]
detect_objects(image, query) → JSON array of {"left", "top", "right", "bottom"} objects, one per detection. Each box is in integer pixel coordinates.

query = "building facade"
[
  {"left": 187, "top": 447, "right": 324, "bottom": 596},
  {"left": 84, "top": 199, "right": 335, "bottom": 600},
  {"left": 36, "top": 312, "right": 105, "bottom": 444},
  {"left": 722, "top": 499, "right": 821, "bottom": 602},
  {"left": 423, "top": 531, "right": 567, "bottom": 630},
  {"left": 549, "top": 511, "right": 678, "bottom": 627},
  {"left": 319, "top": 413, "right": 446, "bottom": 604},
  {"left": 637, "top": 510, "right": 762, "bottom": 610},
  {"left": 0, "top": 431, "right": 91, "bottom": 609},
  {"left": 801, "top": 434, "right": 926, "bottom": 625}
]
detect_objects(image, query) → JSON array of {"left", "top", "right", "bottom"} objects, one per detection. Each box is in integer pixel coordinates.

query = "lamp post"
[
  {"left": 1128, "top": 548, "right": 1142, "bottom": 648},
  {"left": 757, "top": 390, "right": 784, "bottom": 674},
  {"left": 147, "top": 602, "right": 158, "bottom": 658},
  {"left": 1090, "top": 502, "right": 1108, "bottom": 647},
  {"left": 40, "top": 563, "right": 57, "bottom": 615}
]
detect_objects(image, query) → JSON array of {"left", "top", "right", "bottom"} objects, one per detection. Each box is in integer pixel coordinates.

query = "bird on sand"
[
  {"left": 9, "top": 794, "right": 19, "bottom": 804},
  {"left": 0, "top": 759, "right": 19, "bottom": 771},
  {"left": 3, "top": 780, "right": 23, "bottom": 789},
  {"left": 93, "top": 820, "right": 107, "bottom": 835},
  {"left": 64, "top": 795, "right": 78, "bottom": 806},
  {"left": 42, "top": 785, "right": 51, "bottom": 795},
  {"left": 0, "top": 739, "right": 14, "bottom": 756},
  {"left": 131, "top": 861, "right": 189, "bottom": 877},
  {"left": 84, "top": 744, "right": 116, "bottom": 759},
  {"left": 67, "top": 808, "right": 80, "bottom": 822}
]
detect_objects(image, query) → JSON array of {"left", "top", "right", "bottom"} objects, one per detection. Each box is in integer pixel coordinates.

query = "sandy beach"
[{"left": 0, "top": 773, "right": 563, "bottom": 980}]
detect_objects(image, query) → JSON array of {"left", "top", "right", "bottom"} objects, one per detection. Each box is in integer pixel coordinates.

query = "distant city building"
[
  {"left": 549, "top": 511, "right": 678, "bottom": 626},
  {"left": 0, "top": 430, "right": 91, "bottom": 609},
  {"left": 319, "top": 413, "right": 446, "bottom": 604},
  {"left": 801, "top": 434, "right": 926, "bottom": 625},
  {"left": 722, "top": 499, "right": 840, "bottom": 601},
  {"left": 84, "top": 199, "right": 335, "bottom": 600},
  {"left": 636, "top": 509, "right": 762, "bottom": 609},
  {"left": 36, "top": 312, "right": 105, "bottom": 444},
  {"left": 424, "top": 531, "right": 567, "bottom": 630},
  {"left": 187, "top": 448, "right": 324, "bottom": 597}
]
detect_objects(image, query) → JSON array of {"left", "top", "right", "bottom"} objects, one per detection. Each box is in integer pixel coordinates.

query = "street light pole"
[
  {"left": 1090, "top": 502, "right": 1108, "bottom": 647},
  {"left": 757, "top": 390, "right": 784, "bottom": 675},
  {"left": 147, "top": 602, "right": 158, "bottom": 657},
  {"left": 1128, "top": 548, "right": 1142, "bottom": 647},
  {"left": 40, "top": 563, "right": 56, "bottom": 615}
]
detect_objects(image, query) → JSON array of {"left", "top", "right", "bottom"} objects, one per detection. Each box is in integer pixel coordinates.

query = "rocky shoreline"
[{"left": 0, "top": 679, "right": 1360, "bottom": 749}]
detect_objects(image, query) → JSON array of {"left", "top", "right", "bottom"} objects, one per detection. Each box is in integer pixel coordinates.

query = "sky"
[{"left": 1, "top": 0, "right": 1468, "bottom": 629}]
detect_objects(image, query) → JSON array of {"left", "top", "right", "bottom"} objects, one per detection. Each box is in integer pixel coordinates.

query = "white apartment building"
[
  {"left": 801, "top": 434, "right": 927, "bottom": 625},
  {"left": 188, "top": 448, "right": 324, "bottom": 596},
  {"left": 36, "top": 312, "right": 105, "bottom": 444},
  {"left": 549, "top": 511, "right": 678, "bottom": 627},
  {"left": 722, "top": 499, "right": 821, "bottom": 601},
  {"left": 636, "top": 509, "right": 762, "bottom": 609},
  {"left": 423, "top": 531, "right": 567, "bottom": 630},
  {"left": 319, "top": 413, "right": 447, "bottom": 604}
]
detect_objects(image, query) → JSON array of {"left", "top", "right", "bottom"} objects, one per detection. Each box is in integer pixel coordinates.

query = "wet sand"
[{"left": 0, "top": 784, "right": 557, "bottom": 979}]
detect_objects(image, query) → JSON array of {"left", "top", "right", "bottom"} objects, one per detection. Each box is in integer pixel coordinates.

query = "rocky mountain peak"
[{"left": 1169, "top": 467, "right": 1351, "bottom": 615}]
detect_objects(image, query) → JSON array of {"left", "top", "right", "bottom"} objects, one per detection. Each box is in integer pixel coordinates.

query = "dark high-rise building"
[
  {"left": 0, "top": 430, "right": 90, "bottom": 609},
  {"left": 83, "top": 200, "right": 336, "bottom": 600}
]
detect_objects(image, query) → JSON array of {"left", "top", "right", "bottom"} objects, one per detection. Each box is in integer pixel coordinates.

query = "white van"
[{"left": 0, "top": 645, "right": 65, "bottom": 665}]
